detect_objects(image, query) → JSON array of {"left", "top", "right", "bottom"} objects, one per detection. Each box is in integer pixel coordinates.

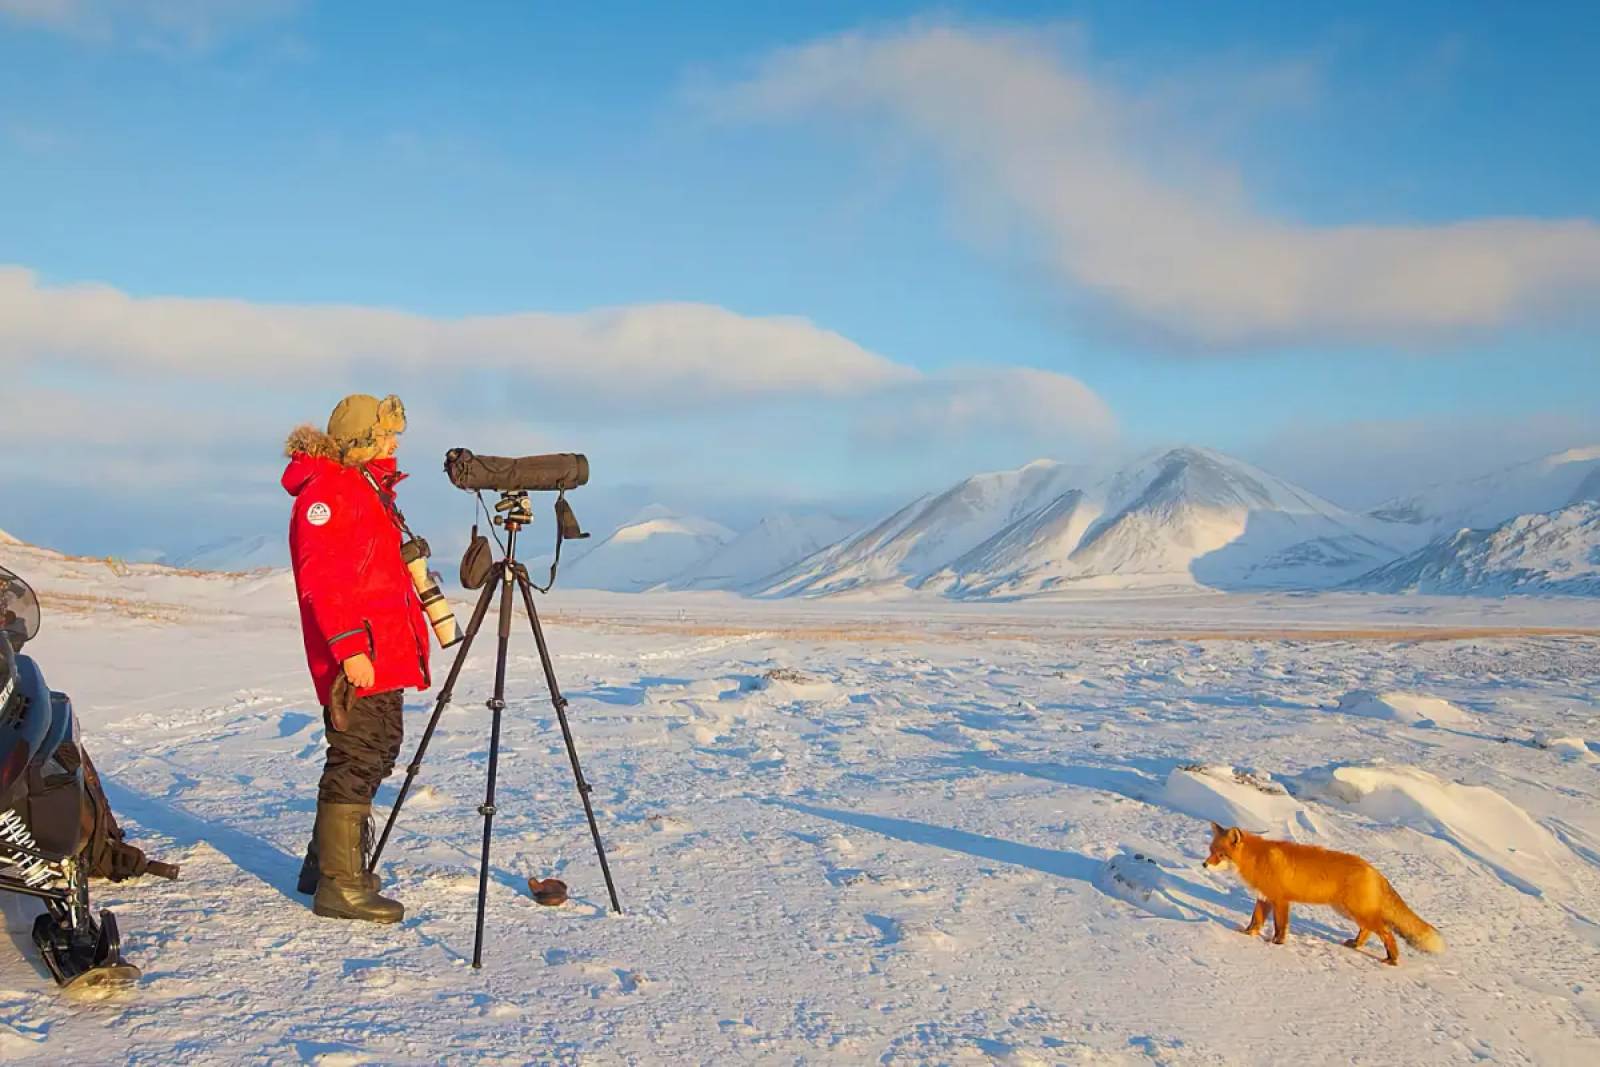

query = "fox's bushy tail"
[{"left": 1384, "top": 885, "right": 1444, "bottom": 953}]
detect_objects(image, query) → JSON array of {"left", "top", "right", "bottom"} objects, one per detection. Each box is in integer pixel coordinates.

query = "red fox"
[{"left": 1203, "top": 822, "right": 1444, "bottom": 965}]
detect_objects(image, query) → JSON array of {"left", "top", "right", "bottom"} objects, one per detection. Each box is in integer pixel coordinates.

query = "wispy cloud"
[
  {"left": 0, "top": 266, "right": 920, "bottom": 405},
  {"left": 852, "top": 367, "right": 1116, "bottom": 449},
  {"left": 0, "top": 0, "right": 298, "bottom": 51},
  {"left": 1, "top": 120, "right": 72, "bottom": 155},
  {"left": 711, "top": 22, "right": 1600, "bottom": 349},
  {"left": 0, "top": 265, "right": 1119, "bottom": 552}
]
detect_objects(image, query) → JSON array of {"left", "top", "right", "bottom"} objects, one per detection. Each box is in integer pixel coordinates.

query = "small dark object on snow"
[
  {"left": 529, "top": 878, "right": 568, "bottom": 906},
  {"left": 370, "top": 484, "right": 621, "bottom": 971}
]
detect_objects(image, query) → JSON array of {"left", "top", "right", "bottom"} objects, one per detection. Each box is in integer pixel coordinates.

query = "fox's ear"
[
  {"left": 1225, "top": 828, "right": 1243, "bottom": 846},
  {"left": 1209, "top": 821, "right": 1225, "bottom": 837}
]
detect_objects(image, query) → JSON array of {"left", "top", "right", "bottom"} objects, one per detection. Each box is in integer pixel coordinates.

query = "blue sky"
[{"left": 2, "top": 1, "right": 1597, "bottom": 555}]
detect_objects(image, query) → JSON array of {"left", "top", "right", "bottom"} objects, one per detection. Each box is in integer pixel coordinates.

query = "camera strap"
[
  {"left": 471, "top": 489, "right": 570, "bottom": 594},
  {"left": 361, "top": 466, "right": 417, "bottom": 544},
  {"left": 534, "top": 505, "right": 566, "bottom": 594}
]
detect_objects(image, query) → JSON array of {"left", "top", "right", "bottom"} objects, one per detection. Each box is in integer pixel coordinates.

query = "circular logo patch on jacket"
[{"left": 306, "top": 502, "right": 332, "bottom": 526}]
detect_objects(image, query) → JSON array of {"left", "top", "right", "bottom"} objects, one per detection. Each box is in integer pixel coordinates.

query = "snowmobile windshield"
[{"left": 0, "top": 567, "right": 40, "bottom": 647}]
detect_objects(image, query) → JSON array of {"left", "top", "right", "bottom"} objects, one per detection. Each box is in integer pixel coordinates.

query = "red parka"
[{"left": 282, "top": 427, "right": 431, "bottom": 706}]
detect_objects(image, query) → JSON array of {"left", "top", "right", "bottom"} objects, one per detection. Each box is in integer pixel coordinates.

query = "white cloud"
[
  {"left": 0, "top": 266, "right": 920, "bottom": 403},
  {"left": 0, "top": 268, "right": 1118, "bottom": 517},
  {"left": 853, "top": 366, "right": 1117, "bottom": 448},
  {"left": 714, "top": 23, "right": 1600, "bottom": 348}
]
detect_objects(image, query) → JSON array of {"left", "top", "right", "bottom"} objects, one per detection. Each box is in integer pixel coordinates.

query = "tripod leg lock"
[
  {"left": 486, "top": 698, "right": 506, "bottom": 712},
  {"left": 478, "top": 803, "right": 497, "bottom": 817}
]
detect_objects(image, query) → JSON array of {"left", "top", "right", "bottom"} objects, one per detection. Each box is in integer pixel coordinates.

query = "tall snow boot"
[
  {"left": 311, "top": 801, "right": 404, "bottom": 923},
  {"left": 297, "top": 816, "right": 379, "bottom": 895}
]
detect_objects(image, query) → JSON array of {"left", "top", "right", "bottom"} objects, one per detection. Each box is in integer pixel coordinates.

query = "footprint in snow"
[{"left": 1094, "top": 850, "right": 1201, "bottom": 922}]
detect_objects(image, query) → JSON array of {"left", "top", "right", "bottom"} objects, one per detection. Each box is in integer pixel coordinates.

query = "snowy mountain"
[
  {"left": 767, "top": 448, "right": 1404, "bottom": 599},
  {"left": 560, "top": 506, "right": 735, "bottom": 592},
  {"left": 762, "top": 460, "right": 1088, "bottom": 598},
  {"left": 666, "top": 512, "right": 859, "bottom": 592},
  {"left": 0, "top": 526, "right": 285, "bottom": 574},
  {"left": 1350, "top": 502, "right": 1600, "bottom": 596},
  {"left": 0, "top": 530, "right": 294, "bottom": 615},
  {"left": 939, "top": 448, "right": 1403, "bottom": 596},
  {"left": 164, "top": 534, "right": 287, "bottom": 572},
  {"left": 1371, "top": 446, "right": 1600, "bottom": 535}
]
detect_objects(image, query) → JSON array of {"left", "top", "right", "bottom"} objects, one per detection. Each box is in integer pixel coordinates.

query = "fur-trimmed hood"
[
  {"left": 283, "top": 425, "right": 367, "bottom": 498},
  {"left": 282, "top": 425, "right": 405, "bottom": 497},
  {"left": 284, "top": 425, "right": 344, "bottom": 463}
]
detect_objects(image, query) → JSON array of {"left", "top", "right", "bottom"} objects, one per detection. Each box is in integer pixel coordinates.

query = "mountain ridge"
[
  {"left": 1350, "top": 502, "right": 1600, "bottom": 596},
  {"left": 776, "top": 446, "right": 1404, "bottom": 599}
]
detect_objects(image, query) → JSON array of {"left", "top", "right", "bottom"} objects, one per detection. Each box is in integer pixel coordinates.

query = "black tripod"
[{"left": 368, "top": 491, "right": 621, "bottom": 968}]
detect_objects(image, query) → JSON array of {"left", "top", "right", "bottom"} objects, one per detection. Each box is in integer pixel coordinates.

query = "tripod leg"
[
  {"left": 472, "top": 552, "right": 519, "bottom": 969},
  {"left": 516, "top": 567, "right": 623, "bottom": 915},
  {"left": 368, "top": 570, "right": 501, "bottom": 872}
]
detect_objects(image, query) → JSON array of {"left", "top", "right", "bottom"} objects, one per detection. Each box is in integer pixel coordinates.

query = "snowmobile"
[{"left": 1, "top": 565, "right": 142, "bottom": 989}]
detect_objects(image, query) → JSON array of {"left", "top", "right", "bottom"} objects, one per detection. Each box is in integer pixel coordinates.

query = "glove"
[{"left": 329, "top": 674, "right": 355, "bottom": 732}]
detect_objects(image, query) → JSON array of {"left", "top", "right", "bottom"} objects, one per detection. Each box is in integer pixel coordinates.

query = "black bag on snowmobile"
[{"left": 1, "top": 565, "right": 164, "bottom": 988}]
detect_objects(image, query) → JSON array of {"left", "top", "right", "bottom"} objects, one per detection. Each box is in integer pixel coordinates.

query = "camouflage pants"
[{"left": 318, "top": 689, "right": 404, "bottom": 805}]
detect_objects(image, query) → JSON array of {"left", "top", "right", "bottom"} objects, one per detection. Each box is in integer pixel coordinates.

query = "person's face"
[{"left": 375, "top": 431, "right": 400, "bottom": 459}]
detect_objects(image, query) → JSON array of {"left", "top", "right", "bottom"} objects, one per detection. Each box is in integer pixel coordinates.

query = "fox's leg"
[
  {"left": 1241, "top": 898, "right": 1269, "bottom": 936},
  {"left": 1377, "top": 926, "right": 1400, "bottom": 966},
  {"left": 1343, "top": 927, "right": 1371, "bottom": 950},
  {"left": 1271, "top": 901, "right": 1290, "bottom": 944}
]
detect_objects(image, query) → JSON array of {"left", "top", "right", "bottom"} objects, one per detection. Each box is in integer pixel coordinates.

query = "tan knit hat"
[{"left": 327, "top": 393, "right": 406, "bottom": 463}]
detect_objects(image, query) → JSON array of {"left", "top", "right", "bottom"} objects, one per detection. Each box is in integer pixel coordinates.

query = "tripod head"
[{"left": 492, "top": 490, "right": 534, "bottom": 530}]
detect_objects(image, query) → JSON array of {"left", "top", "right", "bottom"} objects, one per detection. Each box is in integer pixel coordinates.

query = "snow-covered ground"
[{"left": 2, "top": 546, "right": 1599, "bottom": 1064}]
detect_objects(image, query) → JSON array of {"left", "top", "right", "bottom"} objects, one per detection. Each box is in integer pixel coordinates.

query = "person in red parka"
[{"left": 282, "top": 393, "right": 431, "bottom": 923}]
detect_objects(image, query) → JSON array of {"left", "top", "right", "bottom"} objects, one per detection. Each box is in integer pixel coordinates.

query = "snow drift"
[
  {"left": 1331, "top": 690, "right": 1473, "bottom": 728},
  {"left": 1291, "top": 764, "right": 1578, "bottom": 899},
  {"left": 1160, "top": 764, "right": 1321, "bottom": 840}
]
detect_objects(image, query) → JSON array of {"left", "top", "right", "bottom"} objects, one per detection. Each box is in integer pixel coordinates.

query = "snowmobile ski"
[{"left": 32, "top": 908, "right": 141, "bottom": 989}]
